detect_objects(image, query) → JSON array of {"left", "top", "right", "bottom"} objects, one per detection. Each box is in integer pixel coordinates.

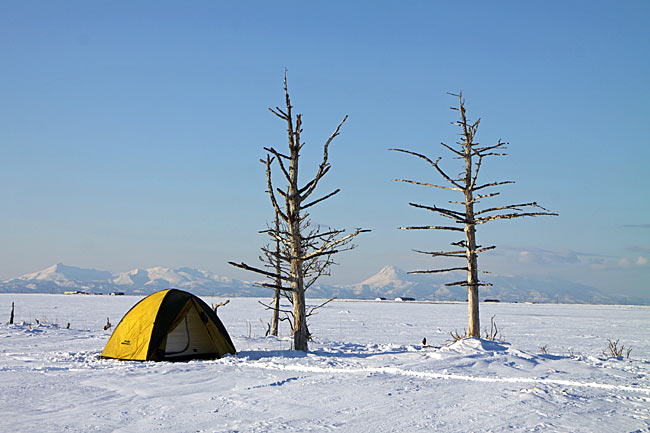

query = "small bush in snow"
[
  {"left": 482, "top": 315, "right": 501, "bottom": 341},
  {"left": 447, "top": 329, "right": 466, "bottom": 344},
  {"left": 604, "top": 339, "right": 632, "bottom": 359}
]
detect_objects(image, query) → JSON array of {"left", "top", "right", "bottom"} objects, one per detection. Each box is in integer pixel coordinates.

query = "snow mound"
[{"left": 443, "top": 338, "right": 510, "bottom": 354}]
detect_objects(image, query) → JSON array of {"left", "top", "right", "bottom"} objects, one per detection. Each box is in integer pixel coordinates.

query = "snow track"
[{"left": 239, "top": 360, "right": 650, "bottom": 396}]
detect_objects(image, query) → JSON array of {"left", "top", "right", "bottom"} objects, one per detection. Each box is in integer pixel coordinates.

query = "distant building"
[
  {"left": 375, "top": 297, "right": 386, "bottom": 301},
  {"left": 64, "top": 290, "right": 89, "bottom": 295},
  {"left": 394, "top": 297, "right": 415, "bottom": 302},
  {"left": 110, "top": 292, "right": 125, "bottom": 296}
]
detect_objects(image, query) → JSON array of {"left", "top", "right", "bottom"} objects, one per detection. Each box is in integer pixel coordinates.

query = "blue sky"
[{"left": 1, "top": 1, "right": 648, "bottom": 299}]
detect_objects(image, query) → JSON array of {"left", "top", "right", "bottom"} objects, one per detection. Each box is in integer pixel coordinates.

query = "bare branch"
[
  {"left": 268, "top": 107, "right": 289, "bottom": 120},
  {"left": 301, "top": 228, "right": 370, "bottom": 261},
  {"left": 476, "top": 211, "right": 559, "bottom": 224},
  {"left": 258, "top": 282, "right": 295, "bottom": 292},
  {"left": 408, "top": 202, "right": 466, "bottom": 220},
  {"left": 432, "top": 157, "right": 463, "bottom": 188},
  {"left": 470, "top": 155, "right": 483, "bottom": 189},
  {"left": 389, "top": 148, "right": 438, "bottom": 167},
  {"left": 306, "top": 297, "right": 336, "bottom": 317},
  {"left": 408, "top": 267, "right": 468, "bottom": 274},
  {"left": 302, "top": 188, "right": 340, "bottom": 210},
  {"left": 445, "top": 281, "right": 493, "bottom": 287},
  {"left": 474, "top": 245, "right": 496, "bottom": 254},
  {"left": 228, "top": 261, "right": 294, "bottom": 283},
  {"left": 393, "top": 178, "right": 462, "bottom": 191},
  {"left": 474, "top": 140, "right": 507, "bottom": 156},
  {"left": 298, "top": 179, "right": 314, "bottom": 195},
  {"left": 303, "top": 229, "right": 345, "bottom": 241},
  {"left": 301, "top": 116, "right": 348, "bottom": 200},
  {"left": 473, "top": 192, "right": 501, "bottom": 202},
  {"left": 263, "top": 147, "right": 290, "bottom": 160},
  {"left": 413, "top": 249, "right": 465, "bottom": 258},
  {"left": 264, "top": 146, "right": 291, "bottom": 182},
  {"left": 398, "top": 225, "right": 464, "bottom": 232},
  {"left": 258, "top": 300, "right": 293, "bottom": 314},
  {"left": 440, "top": 142, "right": 464, "bottom": 157},
  {"left": 475, "top": 202, "right": 545, "bottom": 216},
  {"left": 444, "top": 280, "right": 468, "bottom": 287},
  {"left": 260, "top": 247, "right": 291, "bottom": 262},
  {"left": 264, "top": 155, "right": 288, "bottom": 222},
  {"left": 473, "top": 180, "right": 515, "bottom": 191}
]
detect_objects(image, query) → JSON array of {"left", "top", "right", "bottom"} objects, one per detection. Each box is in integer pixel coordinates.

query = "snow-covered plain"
[{"left": 1, "top": 294, "right": 649, "bottom": 432}]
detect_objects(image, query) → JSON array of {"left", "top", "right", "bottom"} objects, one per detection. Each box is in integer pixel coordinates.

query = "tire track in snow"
[{"left": 238, "top": 361, "right": 650, "bottom": 396}]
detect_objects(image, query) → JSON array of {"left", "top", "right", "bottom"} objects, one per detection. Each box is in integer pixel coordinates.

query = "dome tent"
[{"left": 101, "top": 289, "right": 236, "bottom": 361}]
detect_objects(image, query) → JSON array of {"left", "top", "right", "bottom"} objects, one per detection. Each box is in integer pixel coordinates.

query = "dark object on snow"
[
  {"left": 484, "top": 299, "right": 500, "bottom": 303},
  {"left": 104, "top": 318, "right": 112, "bottom": 330},
  {"left": 9, "top": 302, "right": 14, "bottom": 325},
  {"left": 422, "top": 337, "right": 427, "bottom": 346}
]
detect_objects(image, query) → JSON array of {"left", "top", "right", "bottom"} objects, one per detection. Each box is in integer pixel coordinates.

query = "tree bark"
[
  {"left": 465, "top": 222, "right": 480, "bottom": 337},
  {"left": 286, "top": 102, "right": 308, "bottom": 351}
]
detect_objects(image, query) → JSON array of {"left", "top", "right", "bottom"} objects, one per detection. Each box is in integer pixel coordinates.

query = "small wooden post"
[{"left": 9, "top": 302, "right": 14, "bottom": 324}]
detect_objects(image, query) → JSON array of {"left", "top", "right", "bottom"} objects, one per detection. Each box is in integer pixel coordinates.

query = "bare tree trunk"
[
  {"left": 270, "top": 210, "right": 281, "bottom": 336},
  {"left": 465, "top": 222, "right": 480, "bottom": 337},
  {"left": 461, "top": 103, "right": 480, "bottom": 337},
  {"left": 287, "top": 108, "right": 308, "bottom": 351}
]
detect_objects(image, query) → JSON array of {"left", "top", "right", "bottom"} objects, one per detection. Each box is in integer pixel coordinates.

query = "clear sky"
[{"left": 1, "top": 1, "right": 649, "bottom": 299}]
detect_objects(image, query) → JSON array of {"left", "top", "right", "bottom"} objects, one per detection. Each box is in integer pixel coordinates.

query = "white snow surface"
[{"left": 1, "top": 294, "right": 649, "bottom": 433}]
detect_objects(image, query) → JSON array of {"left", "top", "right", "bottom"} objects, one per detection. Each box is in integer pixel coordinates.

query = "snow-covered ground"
[{"left": 1, "top": 294, "right": 649, "bottom": 432}]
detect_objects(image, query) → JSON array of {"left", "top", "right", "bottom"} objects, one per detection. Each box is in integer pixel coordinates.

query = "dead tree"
[
  {"left": 391, "top": 92, "right": 557, "bottom": 338},
  {"left": 230, "top": 71, "right": 368, "bottom": 351}
]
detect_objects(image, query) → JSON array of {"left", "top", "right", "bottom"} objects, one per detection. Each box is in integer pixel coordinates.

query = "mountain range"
[{"left": 0, "top": 263, "right": 645, "bottom": 304}]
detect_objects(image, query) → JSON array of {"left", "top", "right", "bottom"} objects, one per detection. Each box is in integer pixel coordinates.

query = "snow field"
[{"left": 1, "top": 294, "right": 649, "bottom": 432}]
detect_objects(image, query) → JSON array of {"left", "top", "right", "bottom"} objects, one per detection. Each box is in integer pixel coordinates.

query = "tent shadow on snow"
[{"left": 101, "top": 289, "right": 236, "bottom": 362}]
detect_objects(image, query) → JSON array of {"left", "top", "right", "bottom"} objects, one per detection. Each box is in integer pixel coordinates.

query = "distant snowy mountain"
[
  {"left": 111, "top": 266, "right": 260, "bottom": 296},
  {"left": 0, "top": 263, "right": 119, "bottom": 294},
  {"left": 0, "top": 263, "right": 643, "bottom": 304},
  {"left": 338, "top": 265, "right": 635, "bottom": 304},
  {"left": 0, "top": 264, "right": 266, "bottom": 297}
]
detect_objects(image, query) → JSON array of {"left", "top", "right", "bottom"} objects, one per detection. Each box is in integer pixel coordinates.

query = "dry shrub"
[{"left": 604, "top": 339, "right": 632, "bottom": 359}]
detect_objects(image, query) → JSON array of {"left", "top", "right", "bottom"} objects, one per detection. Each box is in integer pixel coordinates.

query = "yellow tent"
[{"left": 101, "top": 289, "right": 236, "bottom": 361}]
